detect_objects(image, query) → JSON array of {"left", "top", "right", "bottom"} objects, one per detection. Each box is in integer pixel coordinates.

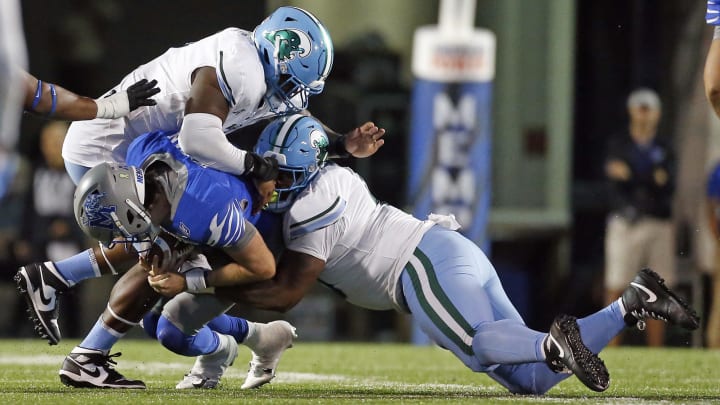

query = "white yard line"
[{"left": 0, "top": 354, "right": 678, "bottom": 402}]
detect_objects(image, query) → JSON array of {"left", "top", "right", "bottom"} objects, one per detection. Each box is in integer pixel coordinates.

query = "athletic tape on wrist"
[
  {"left": 95, "top": 91, "right": 130, "bottom": 119},
  {"left": 185, "top": 268, "right": 209, "bottom": 292}
]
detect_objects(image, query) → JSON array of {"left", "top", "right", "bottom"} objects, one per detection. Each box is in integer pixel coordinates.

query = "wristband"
[
  {"left": 185, "top": 268, "right": 209, "bottom": 292},
  {"left": 330, "top": 134, "right": 350, "bottom": 158},
  {"left": 48, "top": 84, "right": 57, "bottom": 116},
  {"left": 30, "top": 80, "right": 42, "bottom": 111}
]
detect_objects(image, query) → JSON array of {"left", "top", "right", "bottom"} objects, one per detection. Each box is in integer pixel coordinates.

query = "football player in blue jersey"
[
  {"left": 15, "top": 5, "right": 385, "bottom": 349},
  {"left": 164, "top": 114, "right": 698, "bottom": 395},
  {"left": 52, "top": 130, "right": 295, "bottom": 389}
]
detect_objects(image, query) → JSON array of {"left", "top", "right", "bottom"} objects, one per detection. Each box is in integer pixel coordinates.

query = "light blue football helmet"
[
  {"left": 253, "top": 6, "right": 334, "bottom": 113},
  {"left": 255, "top": 114, "right": 329, "bottom": 212}
]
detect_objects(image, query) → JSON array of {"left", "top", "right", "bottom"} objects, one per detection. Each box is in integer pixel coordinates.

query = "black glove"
[
  {"left": 244, "top": 152, "right": 279, "bottom": 182},
  {"left": 126, "top": 79, "right": 161, "bottom": 111}
]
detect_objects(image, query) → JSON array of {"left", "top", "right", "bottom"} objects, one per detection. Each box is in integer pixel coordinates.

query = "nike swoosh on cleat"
[
  {"left": 37, "top": 270, "right": 56, "bottom": 307},
  {"left": 64, "top": 365, "right": 109, "bottom": 386},
  {"left": 630, "top": 282, "right": 657, "bottom": 303},
  {"left": 548, "top": 335, "right": 565, "bottom": 358}
]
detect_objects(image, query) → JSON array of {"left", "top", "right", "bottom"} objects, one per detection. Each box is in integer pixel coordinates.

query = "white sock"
[
  {"left": 243, "top": 322, "right": 260, "bottom": 349},
  {"left": 617, "top": 297, "right": 627, "bottom": 317}
]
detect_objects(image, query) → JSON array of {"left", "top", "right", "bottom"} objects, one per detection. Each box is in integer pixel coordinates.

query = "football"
[{"left": 144, "top": 232, "right": 194, "bottom": 273}]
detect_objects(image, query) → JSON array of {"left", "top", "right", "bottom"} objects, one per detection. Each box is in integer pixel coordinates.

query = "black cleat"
[
  {"left": 544, "top": 314, "right": 610, "bottom": 392},
  {"left": 59, "top": 348, "right": 146, "bottom": 389},
  {"left": 621, "top": 268, "right": 700, "bottom": 330},
  {"left": 14, "top": 262, "right": 70, "bottom": 345}
]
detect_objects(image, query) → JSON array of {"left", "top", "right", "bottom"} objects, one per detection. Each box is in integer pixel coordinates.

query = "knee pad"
[
  {"left": 142, "top": 311, "right": 161, "bottom": 339},
  {"left": 156, "top": 315, "right": 191, "bottom": 355},
  {"left": 161, "top": 292, "right": 232, "bottom": 335}
]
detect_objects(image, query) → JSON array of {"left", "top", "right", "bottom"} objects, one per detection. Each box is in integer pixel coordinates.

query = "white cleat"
[
  {"left": 241, "top": 320, "right": 297, "bottom": 389},
  {"left": 176, "top": 333, "right": 238, "bottom": 389}
]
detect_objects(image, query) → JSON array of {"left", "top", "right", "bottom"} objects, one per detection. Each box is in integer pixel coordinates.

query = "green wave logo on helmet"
[
  {"left": 266, "top": 29, "right": 311, "bottom": 61},
  {"left": 309, "top": 129, "right": 329, "bottom": 164}
]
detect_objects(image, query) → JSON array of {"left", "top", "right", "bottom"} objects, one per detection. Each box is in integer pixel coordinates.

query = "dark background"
[{"left": 11, "top": 0, "right": 704, "bottom": 342}]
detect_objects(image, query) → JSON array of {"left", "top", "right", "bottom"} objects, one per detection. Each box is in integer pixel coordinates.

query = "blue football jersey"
[{"left": 126, "top": 130, "right": 259, "bottom": 247}]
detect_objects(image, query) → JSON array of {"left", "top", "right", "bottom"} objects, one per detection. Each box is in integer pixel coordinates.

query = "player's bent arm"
[
  {"left": 178, "top": 66, "right": 250, "bottom": 175},
  {"left": 705, "top": 34, "right": 720, "bottom": 119},
  {"left": 215, "top": 249, "right": 325, "bottom": 312},
  {"left": 208, "top": 231, "right": 276, "bottom": 286},
  {"left": 299, "top": 110, "right": 385, "bottom": 158}
]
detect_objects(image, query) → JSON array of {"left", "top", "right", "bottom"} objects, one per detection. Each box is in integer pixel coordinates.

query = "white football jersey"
[
  {"left": 62, "top": 28, "right": 279, "bottom": 167},
  {"left": 284, "top": 164, "right": 435, "bottom": 311}
]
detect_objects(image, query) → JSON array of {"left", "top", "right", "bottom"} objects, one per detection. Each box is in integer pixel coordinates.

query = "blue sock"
[
  {"left": 486, "top": 303, "right": 626, "bottom": 395},
  {"left": 142, "top": 311, "right": 161, "bottom": 340},
  {"left": 472, "top": 319, "right": 546, "bottom": 365},
  {"left": 156, "top": 315, "right": 218, "bottom": 356},
  {"left": 206, "top": 314, "right": 250, "bottom": 342},
  {"left": 54, "top": 249, "right": 100, "bottom": 285},
  {"left": 78, "top": 318, "right": 122, "bottom": 352},
  {"left": 577, "top": 300, "right": 626, "bottom": 353}
]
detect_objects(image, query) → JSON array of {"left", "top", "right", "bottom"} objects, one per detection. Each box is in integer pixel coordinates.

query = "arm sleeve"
[{"left": 177, "top": 112, "right": 248, "bottom": 175}]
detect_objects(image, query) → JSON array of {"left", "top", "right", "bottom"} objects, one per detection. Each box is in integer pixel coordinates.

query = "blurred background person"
[
  {"left": 0, "top": 0, "right": 28, "bottom": 150},
  {"left": 603, "top": 88, "right": 676, "bottom": 347},
  {"left": 704, "top": 162, "right": 720, "bottom": 348}
]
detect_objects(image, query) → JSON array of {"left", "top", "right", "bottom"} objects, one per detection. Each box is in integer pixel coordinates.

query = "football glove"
[
  {"left": 708, "top": 0, "right": 720, "bottom": 25},
  {"left": 95, "top": 79, "right": 160, "bottom": 119},
  {"left": 126, "top": 79, "right": 161, "bottom": 111},
  {"left": 244, "top": 152, "right": 279, "bottom": 182}
]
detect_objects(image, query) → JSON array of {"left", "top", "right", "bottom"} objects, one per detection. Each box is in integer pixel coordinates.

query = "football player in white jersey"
[
  {"left": 173, "top": 114, "right": 698, "bottom": 394},
  {"left": 15, "top": 6, "right": 384, "bottom": 347},
  {"left": 60, "top": 6, "right": 383, "bottom": 184}
]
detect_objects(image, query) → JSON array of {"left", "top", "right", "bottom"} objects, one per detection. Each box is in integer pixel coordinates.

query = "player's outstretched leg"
[
  {"left": 621, "top": 268, "right": 700, "bottom": 330},
  {"left": 59, "top": 347, "right": 146, "bottom": 389},
  {"left": 544, "top": 314, "right": 610, "bottom": 392},
  {"left": 176, "top": 333, "right": 239, "bottom": 389},
  {"left": 241, "top": 320, "right": 297, "bottom": 389},
  {"left": 14, "top": 262, "right": 70, "bottom": 345}
]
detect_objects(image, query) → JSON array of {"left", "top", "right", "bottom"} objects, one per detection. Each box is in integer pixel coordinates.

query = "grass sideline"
[{"left": 0, "top": 339, "right": 718, "bottom": 404}]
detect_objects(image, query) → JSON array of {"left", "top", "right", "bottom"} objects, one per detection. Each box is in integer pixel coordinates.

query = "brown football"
[{"left": 144, "top": 231, "right": 194, "bottom": 272}]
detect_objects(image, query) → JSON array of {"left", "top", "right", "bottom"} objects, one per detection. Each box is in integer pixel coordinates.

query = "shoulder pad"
[{"left": 286, "top": 195, "right": 346, "bottom": 240}]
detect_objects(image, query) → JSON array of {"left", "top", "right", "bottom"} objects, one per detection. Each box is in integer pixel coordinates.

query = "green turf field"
[{"left": 0, "top": 339, "right": 718, "bottom": 404}]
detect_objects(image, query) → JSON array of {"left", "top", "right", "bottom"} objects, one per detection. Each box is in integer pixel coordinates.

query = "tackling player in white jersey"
[
  {"left": 16, "top": 6, "right": 384, "bottom": 347},
  {"left": 181, "top": 114, "right": 698, "bottom": 394},
  {"left": 61, "top": 6, "right": 383, "bottom": 184}
]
